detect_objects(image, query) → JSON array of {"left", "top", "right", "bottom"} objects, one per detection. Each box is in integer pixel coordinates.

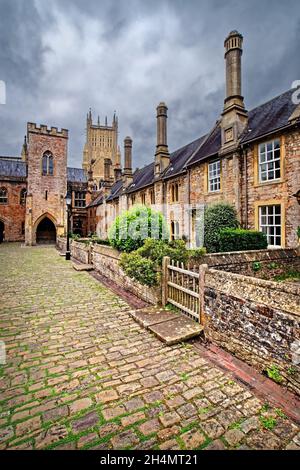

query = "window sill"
[
  {"left": 205, "top": 190, "right": 223, "bottom": 196},
  {"left": 254, "top": 178, "right": 285, "bottom": 188}
]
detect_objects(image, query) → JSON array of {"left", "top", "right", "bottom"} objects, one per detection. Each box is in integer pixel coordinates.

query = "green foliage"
[
  {"left": 108, "top": 206, "right": 168, "bottom": 253},
  {"left": 120, "top": 252, "right": 159, "bottom": 287},
  {"left": 136, "top": 238, "right": 189, "bottom": 267},
  {"left": 260, "top": 416, "right": 277, "bottom": 430},
  {"left": 268, "top": 262, "right": 279, "bottom": 270},
  {"left": 265, "top": 365, "right": 283, "bottom": 384},
  {"left": 252, "top": 261, "right": 262, "bottom": 272},
  {"left": 188, "top": 247, "right": 207, "bottom": 261},
  {"left": 219, "top": 228, "right": 268, "bottom": 252},
  {"left": 275, "top": 408, "right": 286, "bottom": 419},
  {"left": 204, "top": 203, "right": 239, "bottom": 253},
  {"left": 297, "top": 226, "right": 300, "bottom": 239},
  {"left": 89, "top": 235, "right": 110, "bottom": 245},
  {"left": 70, "top": 233, "right": 81, "bottom": 241},
  {"left": 274, "top": 270, "right": 300, "bottom": 282},
  {"left": 119, "top": 239, "right": 190, "bottom": 287}
]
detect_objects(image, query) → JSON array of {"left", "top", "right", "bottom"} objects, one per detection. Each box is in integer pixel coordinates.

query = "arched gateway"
[{"left": 36, "top": 217, "right": 56, "bottom": 244}]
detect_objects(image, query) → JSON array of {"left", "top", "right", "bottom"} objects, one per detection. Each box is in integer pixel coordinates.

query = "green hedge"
[
  {"left": 204, "top": 203, "right": 239, "bottom": 253},
  {"left": 219, "top": 228, "right": 268, "bottom": 252}
]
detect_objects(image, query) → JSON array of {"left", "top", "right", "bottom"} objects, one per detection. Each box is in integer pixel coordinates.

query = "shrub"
[
  {"left": 188, "top": 247, "right": 207, "bottom": 261},
  {"left": 204, "top": 203, "right": 239, "bottom": 253},
  {"left": 108, "top": 206, "right": 168, "bottom": 252},
  {"left": 90, "top": 235, "right": 110, "bottom": 245},
  {"left": 120, "top": 252, "right": 159, "bottom": 287},
  {"left": 219, "top": 228, "right": 268, "bottom": 252},
  {"left": 136, "top": 238, "right": 189, "bottom": 267},
  {"left": 70, "top": 233, "right": 81, "bottom": 241},
  {"left": 297, "top": 226, "right": 300, "bottom": 239}
]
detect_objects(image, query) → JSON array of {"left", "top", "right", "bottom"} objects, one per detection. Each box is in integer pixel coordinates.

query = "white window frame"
[
  {"left": 208, "top": 160, "right": 221, "bottom": 192},
  {"left": 258, "top": 139, "right": 281, "bottom": 183},
  {"left": 171, "top": 221, "right": 180, "bottom": 241},
  {"left": 259, "top": 204, "right": 282, "bottom": 248}
]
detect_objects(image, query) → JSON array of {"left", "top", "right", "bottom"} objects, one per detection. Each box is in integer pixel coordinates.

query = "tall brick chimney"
[
  {"left": 220, "top": 31, "right": 248, "bottom": 153},
  {"left": 154, "top": 102, "right": 170, "bottom": 177},
  {"left": 123, "top": 137, "right": 133, "bottom": 187}
]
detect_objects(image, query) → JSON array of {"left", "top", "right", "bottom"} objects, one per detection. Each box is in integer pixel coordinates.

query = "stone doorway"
[
  {"left": 36, "top": 217, "right": 56, "bottom": 244},
  {"left": 0, "top": 220, "right": 4, "bottom": 243}
]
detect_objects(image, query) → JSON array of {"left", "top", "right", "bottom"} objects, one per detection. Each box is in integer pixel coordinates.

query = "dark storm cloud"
[{"left": 0, "top": 0, "right": 299, "bottom": 168}]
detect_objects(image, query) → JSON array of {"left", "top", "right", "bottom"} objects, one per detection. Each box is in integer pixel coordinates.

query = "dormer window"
[{"left": 42, "top": 151, "right": 54, "bottom": 176}]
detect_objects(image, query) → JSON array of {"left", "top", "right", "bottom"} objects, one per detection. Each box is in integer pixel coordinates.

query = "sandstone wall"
[
  {"left": 192, "top": 248, "right": 300, "bottom": 275},
  {"left": 92, "top": 244, "right": 161, "bottom": 305}
]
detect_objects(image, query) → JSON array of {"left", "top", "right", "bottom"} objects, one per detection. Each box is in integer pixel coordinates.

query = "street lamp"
[
  {"left": 65, "top": 191, "right": 72, "bottom": 260},
  {"left": 293, "top": 190, "right": 300, "bottom": 206}
]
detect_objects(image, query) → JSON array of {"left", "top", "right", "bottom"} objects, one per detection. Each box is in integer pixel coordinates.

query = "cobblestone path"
[{"left": 0, "top": 244, "right": 299, "bottom": 450}]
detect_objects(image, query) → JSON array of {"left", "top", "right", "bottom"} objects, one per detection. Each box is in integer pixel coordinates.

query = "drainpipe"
[{"left": 242, "top": 146, "right": 249, "bottom": 229}]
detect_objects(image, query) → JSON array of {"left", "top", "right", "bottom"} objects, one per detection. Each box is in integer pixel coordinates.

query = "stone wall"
[
  {"left": 193, "top": 248, "right": 300, "bottom": 275},
  {"left": 0, "top": 180, "right": 27, "bottom": 241},
  {"left": 92, "top": 244, "right": 161, "bottom": 305},
  {"left": 71, "top": 240, "right": 90, "bottom": 265},
  {"left": 56, "top": 236, "right": 67, "bottom": 253},
  {"left": 203, "top": 268, "right": 300, "bottom": 395}
]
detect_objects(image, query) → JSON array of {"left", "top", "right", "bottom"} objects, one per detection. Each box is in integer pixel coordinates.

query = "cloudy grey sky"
[{"left": 0, "top": 0, "right": 299, "bottom": 169}]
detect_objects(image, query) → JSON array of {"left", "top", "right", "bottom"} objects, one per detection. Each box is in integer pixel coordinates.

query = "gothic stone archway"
[{"left": 36, "top": 217, "right": 56, "bottom": 244}]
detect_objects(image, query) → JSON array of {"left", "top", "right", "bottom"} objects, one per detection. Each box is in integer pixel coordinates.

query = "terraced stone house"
[
  {"left": 88, "top": 31, "right": 300, "bottom": 249},
  {"left": 0, "top": 31, "right": 299, "bottom": 248}
]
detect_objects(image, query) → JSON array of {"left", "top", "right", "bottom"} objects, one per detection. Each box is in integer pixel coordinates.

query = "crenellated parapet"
[{"left": 27, "top": 123, "right": 68, "bottom": 139}]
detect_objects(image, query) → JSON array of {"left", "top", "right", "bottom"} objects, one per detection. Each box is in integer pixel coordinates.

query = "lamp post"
[
  {"left": 293, "top": 190, "right": 300, "bottom": 206},
  {"left": 65, "top": 192, "right": 72, "bottom": 261}
]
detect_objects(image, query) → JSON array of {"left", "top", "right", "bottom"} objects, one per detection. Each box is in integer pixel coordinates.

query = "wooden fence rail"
[{"left": 162, "top": 256, "right": 208, "bottom": 324}]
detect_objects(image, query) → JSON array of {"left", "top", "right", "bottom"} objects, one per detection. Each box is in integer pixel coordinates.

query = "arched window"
[
  {"left": 20, "top": 188, "right": 27, "bottom": 205},
  {"left": 42, "top": 151, "right": 54, "bottom": 176},
  {"left": 0, "top": 187, "right": 8, "bottom": 204}
]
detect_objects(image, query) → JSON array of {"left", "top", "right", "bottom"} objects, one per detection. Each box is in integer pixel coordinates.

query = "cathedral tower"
[{"left": 82, "top": 110, "right": 120, "bottom": 187}]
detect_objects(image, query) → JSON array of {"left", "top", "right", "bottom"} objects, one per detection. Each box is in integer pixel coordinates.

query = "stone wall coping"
[
  {"left": 92, "top": 243, "right": 121, "bottom": 260},
  {"left": 201, "top": 248, "right": 299, "bottom": 267},
  {"left": 71, "top": 240, "right": 90, "bottom": 252}
]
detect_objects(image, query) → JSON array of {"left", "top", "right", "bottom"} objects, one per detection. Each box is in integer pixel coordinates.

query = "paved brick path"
[{"left": 0, "top": 244, "right": 299, "bottom": 450}]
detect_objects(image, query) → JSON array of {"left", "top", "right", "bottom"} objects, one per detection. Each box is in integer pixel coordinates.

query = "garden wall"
[
  {"left": 92, "top": 244, "right": 161, "bottom": 305},
  {"left": 56, "top": 236, "right": 67, "bottom": 253},
  {"left": 195, "top": 248, "right": 300, "bottom": 275},
  {"left": 203, "top": 268, "right": 300, "bottom": 395},
  {"left": 71, "top": 240, "right": 90, "bottom": 265}
]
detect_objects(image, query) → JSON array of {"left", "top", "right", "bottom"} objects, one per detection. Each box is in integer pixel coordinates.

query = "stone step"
[
  {"left": 72, "top": 263, "right": 94, "bottom": 272},
  {"left": 130, "top": 308, "right": 204, "bottom": 345}
]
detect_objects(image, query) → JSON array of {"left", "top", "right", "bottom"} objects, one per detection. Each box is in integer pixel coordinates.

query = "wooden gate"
[{"left": 162, "top": 257, "right": 207, "bottom": 324}]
